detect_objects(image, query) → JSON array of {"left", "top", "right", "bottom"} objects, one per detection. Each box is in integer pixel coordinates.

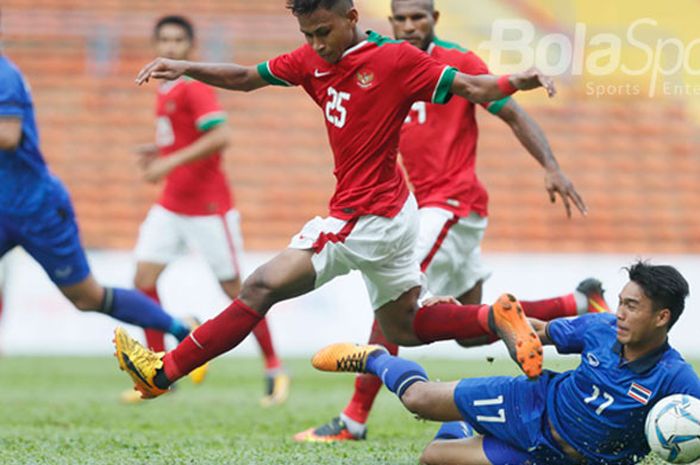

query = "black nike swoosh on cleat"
[{"left": 121, "top": 352, "right": 152, "bottom": 388}]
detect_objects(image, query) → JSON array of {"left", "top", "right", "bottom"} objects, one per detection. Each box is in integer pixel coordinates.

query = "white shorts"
[
  {"left": 134, "top": 205, "right": 244, "bottom": 281},
  {"left": 416, "top": 207, "right": 491, "bottom": 298},
  {"left": 289, "top": 195, "right": 421, "bottom": 310}
]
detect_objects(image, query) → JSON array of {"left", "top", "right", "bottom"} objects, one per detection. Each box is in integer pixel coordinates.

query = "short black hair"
[
  {"left": 286, "top": 0, "right": 353, "bottom": 16},
  {"left": 391, "top": 0, "right": 435, "bottom": 12},
  {"left": 626, "top": 261, "right": 689, "bottom": 329},
  {"left": 154, "top": 15, "right": 195, "bottom": 41}
]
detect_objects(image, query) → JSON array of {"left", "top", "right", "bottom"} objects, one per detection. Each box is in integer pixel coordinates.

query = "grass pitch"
[{"left": 0, "top": 355, "right": 687, "bottom": 465}]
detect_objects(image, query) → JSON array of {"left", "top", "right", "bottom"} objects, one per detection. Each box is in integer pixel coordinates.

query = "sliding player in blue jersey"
[
  {"left": 313, "top": 261, "right": 700, "bottom": 465},
  {"left": 0, "top": 50, "right": 201, "bottom": 351}
]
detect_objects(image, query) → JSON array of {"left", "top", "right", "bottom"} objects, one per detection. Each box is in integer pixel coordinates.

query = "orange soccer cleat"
[
  {"left": 490, "top": 294, "right": 543, "bottom": 379},
  {"left": 311, "top": 343, "right": 386, "bottom": 373}
]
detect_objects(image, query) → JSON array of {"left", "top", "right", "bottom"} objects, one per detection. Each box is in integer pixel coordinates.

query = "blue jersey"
[
  {"left": 0, "top": 56, "right": 51, "bottom": 215},
  {"left": 547, "top": 313, "right": 700, "bottom": 464}
]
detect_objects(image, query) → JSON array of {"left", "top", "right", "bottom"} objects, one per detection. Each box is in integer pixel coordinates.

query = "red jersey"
[
  {"left": 400, "top": 39, "right": 510, "bottom": 218},
  {"left": 155, "top": 78, "right": 231, "bottom": 215},
  {"left": 257, "top": 31, "right": 456, "bottom": 220}
]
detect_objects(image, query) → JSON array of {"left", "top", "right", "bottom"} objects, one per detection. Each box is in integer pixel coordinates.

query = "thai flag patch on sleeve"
[{"left": 628, "top": 383, "right": 652, "bottom": 405}]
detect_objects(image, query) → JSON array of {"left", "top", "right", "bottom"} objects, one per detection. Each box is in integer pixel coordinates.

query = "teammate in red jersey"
[
  {"left": 113, "top": 0, "right": 559, "bottom": 401},
  {"left": 294, "top": 0, "right": 603, "bottom": 442},
  {"left": 128, "top": 16, "right": 288, "bottom": 406}
]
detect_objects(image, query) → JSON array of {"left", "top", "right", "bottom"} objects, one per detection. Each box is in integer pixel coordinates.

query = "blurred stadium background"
[{"left": 1, "top": 0, "right": 699, "bottom": 358}]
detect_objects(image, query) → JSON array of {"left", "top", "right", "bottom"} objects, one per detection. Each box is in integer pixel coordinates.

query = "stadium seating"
[{"left": 3, "top": 0, "right": 699, "bottom": 253}]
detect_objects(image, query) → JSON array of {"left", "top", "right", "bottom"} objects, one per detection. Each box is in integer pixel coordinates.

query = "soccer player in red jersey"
[
  {"left": 113, "top": 0, "right": 559, "bottom": 401},
  {"left": 293, "top": 0, "right": 607, "bottom": 442},
  {"left": 128, "top": 16, "right": 288, "bottom": 405}
]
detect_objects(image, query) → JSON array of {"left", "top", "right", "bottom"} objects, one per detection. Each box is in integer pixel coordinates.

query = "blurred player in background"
[
  {"left": 294, "top": 0, "right": 604, "bottom": 441},
  {"left": 114, "top": 0, "right": 560, "bottom": 401},
  {"left": 313, "top": 262, "right": 700, "bottom": 465},
  {"left": 0, "top": 44, "right": 200, "bottom": 359},
  {"left": 0, "top": 258, "right": 5, "bottom": 351},
  {"left": 129, "top": 15, "right": 288, "bottom": 406}
]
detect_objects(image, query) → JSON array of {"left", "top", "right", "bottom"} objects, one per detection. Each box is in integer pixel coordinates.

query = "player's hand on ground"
[
  {"left": 422, "top": 295, "right": 460, "bottom": 306},
  {"left": 136, "top": 58, "right": 189, "bottom": 85},
  {"left": 545, "top": 168, "right": 588, "bottom": 218},
  {"left": 141, "top": 156, "right": 176, "bottom": 183},
  {"left": 512, "top": 68, "right": 556, "bottom": 97}
]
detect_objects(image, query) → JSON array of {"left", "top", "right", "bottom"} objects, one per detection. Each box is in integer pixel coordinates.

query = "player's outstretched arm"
[
  {"left": 135, "top": 58, "right": 269, "bottom": 92},
  {"left": 496, "top": 99, "right": 587, "bottom": 217},
  {"left": 451, "top": 67, "right": 556, "bottom": 104}
]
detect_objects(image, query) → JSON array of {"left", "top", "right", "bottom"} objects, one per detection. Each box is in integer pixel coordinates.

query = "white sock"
[
  {"left": 340, "top": 412, "right": 367, "bottom": 436},
  {"left": 574, "top": 290, "right": 588, "bottom": 315}
]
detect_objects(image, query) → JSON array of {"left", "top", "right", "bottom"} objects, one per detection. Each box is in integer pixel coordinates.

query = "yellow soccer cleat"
[
  {"left": 183, "top": 316, "right": 209, "bottom": 385},
  {"left": 260, "top": 371, "right": 291, "bottom": 408},
  {"left": 113, "top": 326, "right": 169, "bottom": 399},
  {"left": 490, "top": 293, "right": 543, "bottom": 379},
  {"left": 312, "top": 343, "right": 387, "bottom": 373},
  {"left": 576, "top": 278, "right": 611, "bottom": 314}
]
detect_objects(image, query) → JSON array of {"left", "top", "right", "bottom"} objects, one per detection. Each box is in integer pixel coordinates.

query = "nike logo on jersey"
[
  {"left": 314, "top": 69, "right": 332, "bottom": 78},
  {"left": 54, "top": 266, "right": 74, "bottom": 279}
]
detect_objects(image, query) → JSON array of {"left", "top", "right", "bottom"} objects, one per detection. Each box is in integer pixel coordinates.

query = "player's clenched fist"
[{"left": 136, "top": 57, "right": 189, "bottom": 85}]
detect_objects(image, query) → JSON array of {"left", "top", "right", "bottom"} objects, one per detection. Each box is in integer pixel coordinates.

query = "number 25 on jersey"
[{"left": 325, "top": 87, "right": 350, "bottom": 128}]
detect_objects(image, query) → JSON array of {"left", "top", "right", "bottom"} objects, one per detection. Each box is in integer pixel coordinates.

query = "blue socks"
[
  {"left": 100, "top": 288, "right": 190, "bottom": 340},
  {"left": 434, "top": 421, "right": 475, "bottom": 440},
  {"left": 365, "top": 351, "right": 429, "bottom": 399}
]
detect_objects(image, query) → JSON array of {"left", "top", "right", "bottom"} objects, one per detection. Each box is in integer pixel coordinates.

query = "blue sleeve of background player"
[
  {"left": 0, "top": 64, "right": 25, "bottom": 118},
  {"left": 546, "top": 313, "right": 615, "bottom": 354}
]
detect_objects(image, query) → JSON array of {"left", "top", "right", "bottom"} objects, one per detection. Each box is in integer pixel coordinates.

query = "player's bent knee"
[
  {"left": 400, "top": 383, "right": 432, "bottom": 416},
  {"left": 419, "top": 443, "right": 443, "bottom": 465}
]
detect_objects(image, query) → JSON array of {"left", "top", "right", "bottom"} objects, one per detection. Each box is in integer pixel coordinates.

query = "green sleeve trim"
[
  {"left": 432, "top": 66, "right": 457, "bottom": 104},
  {"left": 433, "top": 37, "right": 468, "bottom": 52},
  {"left": 197, "top": 112, "right": 227, "bottom": 132},
  {"left": 256, "top": 61, "right": 292, "bottom": 87},
  {"left": 486, "top": 97, "right": 511, "bottom": 115},
  {"left": 366, "top": 30, "right": 403, "bottom": 46}
]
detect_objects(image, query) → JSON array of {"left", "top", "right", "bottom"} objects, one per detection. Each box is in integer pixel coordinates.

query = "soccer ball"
[{"left": 646, "top": 394, "right": 700, "bottom": 464}]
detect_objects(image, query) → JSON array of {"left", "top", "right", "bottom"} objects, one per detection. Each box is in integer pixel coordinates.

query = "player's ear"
[
  {"left": 656, "top": 308, "right": 671, "bottom": 329},
  {"left": 433, "top": 10, "right": 440, "bottom": 25},
  {"left": 346, "top": 7, "right": 359, "bottom": 26}
]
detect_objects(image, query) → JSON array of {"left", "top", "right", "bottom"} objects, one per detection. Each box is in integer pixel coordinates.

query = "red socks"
[
  {"left": 412, "top": 302, "right": 491, "bottom": 344},
  {"left": 163, "top": 299, "right": 262, "bottom": 382},
  {"left": 343, "top": 319, "right": 399, "bottom": 424},
  {"left": 140, "top": 287, "right": 166, "bottom": 352},
  {"left": 252, "top": 319, "right": 282, "bottom": 371},
  {"left": 520, "top": 294, "right": 577, "bottom": 320}
]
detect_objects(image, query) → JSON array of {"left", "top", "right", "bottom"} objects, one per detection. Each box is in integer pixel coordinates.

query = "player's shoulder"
[
  {"left": 0, "top": 56, "right": 23, "bottom": 84},
  {"left": 581, "top": 311, "right": 617, "bottom": 330},
  {"left": 431, "top": 39, "right": 489, "bottom": 73}
]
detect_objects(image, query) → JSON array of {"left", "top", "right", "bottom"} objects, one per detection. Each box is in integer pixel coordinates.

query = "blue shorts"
[
  {"left": 0, "top": 177, "right": 90, "bottom": 286},
  {"left": 454, "top": 372, "right": 578, "bottom": 465}
]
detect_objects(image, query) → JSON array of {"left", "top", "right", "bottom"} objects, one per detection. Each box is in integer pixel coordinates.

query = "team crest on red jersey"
[{"left": 356, "top": 70, "right": 375, "bottom": 89}]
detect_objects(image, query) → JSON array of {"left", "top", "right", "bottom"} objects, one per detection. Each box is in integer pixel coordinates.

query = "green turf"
[{"left": 0, "top": 356, "right": 688, "bottom": 465}]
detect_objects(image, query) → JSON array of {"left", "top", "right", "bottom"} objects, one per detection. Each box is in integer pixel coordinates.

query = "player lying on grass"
[
  {"left": 313, "top": 261, "right": 700, "bottom": 465},
  {"left": 114, "top": 0, "right": 557, "bottom": 400},
  {"left": 0, "top": 40, "right": 206, "bottom": 382},
  {"left": 295, "top": 0, "right": 595, "bottom": 441}
]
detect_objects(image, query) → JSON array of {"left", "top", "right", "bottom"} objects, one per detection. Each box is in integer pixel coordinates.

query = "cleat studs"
[
  {"left": 502, "top": 301, "right": 512, "bottom": 310},
  {"left": 517, "top": 341, "right": 523, "bottom": 347},
  {"left": 507, "top": 294, "right": 516, "bottom": 302}
]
